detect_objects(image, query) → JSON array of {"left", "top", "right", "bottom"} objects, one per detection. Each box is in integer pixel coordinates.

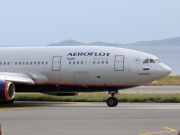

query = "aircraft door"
[
  {"left": 52, "top": 56, "right": 62, "bottom": 71},
  {"left": 114, "top": 55, "right": 124, "bottom": 71}
]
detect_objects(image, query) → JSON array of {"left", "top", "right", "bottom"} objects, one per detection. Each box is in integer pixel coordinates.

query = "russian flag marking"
[{"left": 143, "top": 67, "right": 150, "bottom": 70}]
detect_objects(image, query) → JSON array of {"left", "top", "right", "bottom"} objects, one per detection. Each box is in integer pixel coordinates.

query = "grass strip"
[
  {"left": 146, "top": 76, "right": 180, "bottom": 86},
  {"left": 15, "top": 93, "right": 180, "bottom": 103}
]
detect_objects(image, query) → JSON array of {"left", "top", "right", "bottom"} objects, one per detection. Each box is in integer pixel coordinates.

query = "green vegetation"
[
  {"left": 15, "top": 93, "right": 180, "bottom": 103},
  {"left": 146, "top": 76, "right": 180, "bottom": 86}
]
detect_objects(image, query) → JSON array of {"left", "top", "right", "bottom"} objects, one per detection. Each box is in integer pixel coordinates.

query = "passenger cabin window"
[{"left": 0, "top": 61, "right": 50, "bottom": 66}]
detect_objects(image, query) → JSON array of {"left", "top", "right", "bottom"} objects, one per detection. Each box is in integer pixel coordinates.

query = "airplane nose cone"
[{"left": 161, "top": 65, "right": 171, "bottom": 77}]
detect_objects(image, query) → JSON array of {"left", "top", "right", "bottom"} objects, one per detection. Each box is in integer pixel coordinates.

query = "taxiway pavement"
[{"left": 0, "top": 102, "right": 180, "bottom": 135}]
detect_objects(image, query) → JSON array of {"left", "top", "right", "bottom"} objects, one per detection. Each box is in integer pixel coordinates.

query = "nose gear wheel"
[{"left": 106, "top": 97, "right": 118, "bottom": 107}]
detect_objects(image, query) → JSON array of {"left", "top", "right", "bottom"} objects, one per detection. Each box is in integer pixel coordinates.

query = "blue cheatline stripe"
[{"left": 0, "top": 81, "right": 7, "bottom": 100}]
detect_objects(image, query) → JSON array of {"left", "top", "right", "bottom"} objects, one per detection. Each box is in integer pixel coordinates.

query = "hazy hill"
[
  {"left": 126, "top": 37, "right": 180, "bottom": 46},
  {"left": 48, "top": 40, "right": 121, "bottom": 46},
  {"left": 48, "top": 37, "right": 180, "bottom": 46},
  {"left": 49, "top": 40, "right": 83, "bottom": 46}
]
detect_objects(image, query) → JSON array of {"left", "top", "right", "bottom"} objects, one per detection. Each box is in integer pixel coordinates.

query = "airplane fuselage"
[
  {"left": 0, "top": 46, "right": 171, "bottom": 92},
  {"left": 0, "top": 46, "right": 171, "bottom": 106}
]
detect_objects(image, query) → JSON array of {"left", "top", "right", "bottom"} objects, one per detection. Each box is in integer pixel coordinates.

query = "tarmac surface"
[
  {"left": 0, "top": 86, "right": 180, "bottom": 135},
  {"left": 0, "top": 101, "right": 180, "bottom": 135}
]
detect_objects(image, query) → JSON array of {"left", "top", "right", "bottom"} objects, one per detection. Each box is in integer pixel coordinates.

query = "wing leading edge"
[{"left": 0, "top": 72, "right": 35, "bottom": 85}]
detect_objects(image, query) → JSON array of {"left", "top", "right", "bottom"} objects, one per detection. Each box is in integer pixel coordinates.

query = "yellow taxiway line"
[
  {"left": 0, "top": 102, "right": 88, "bottom": 111},
  {"left": 139, "top": 127, "right": 177, "bottom": 135}
]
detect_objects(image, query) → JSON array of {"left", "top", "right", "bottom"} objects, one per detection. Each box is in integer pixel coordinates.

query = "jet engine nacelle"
[{"left": 0, "top": 81, "right": 15, "bottom": 101}]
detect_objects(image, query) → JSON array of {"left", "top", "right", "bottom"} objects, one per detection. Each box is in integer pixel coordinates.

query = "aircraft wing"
[{"left": 0, "top": 72, "right": 35, "bottom": 85}]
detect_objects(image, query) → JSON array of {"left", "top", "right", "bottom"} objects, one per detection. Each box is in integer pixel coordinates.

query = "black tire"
[
  {"left": 113, "top": 97, "right": 118, "bottom": 106},
  {"left": 107, "top": 97, "right": 118, "bottom": 107}
]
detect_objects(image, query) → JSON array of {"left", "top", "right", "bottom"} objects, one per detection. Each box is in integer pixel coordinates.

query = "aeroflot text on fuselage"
[{"left": 67, "top": 52, "right": 111, "bottom": 57}]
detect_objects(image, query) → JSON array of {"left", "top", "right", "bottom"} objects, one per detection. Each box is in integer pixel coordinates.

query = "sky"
[{"left": 0, "top": 0, "right": 180, "bottom": 46}]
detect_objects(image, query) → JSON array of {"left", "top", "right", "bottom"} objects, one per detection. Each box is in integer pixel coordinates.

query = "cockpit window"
[
  {"left": 154, "top": 59, "right": 161, "bottom": 63},
  {"left": 143, "top": 58, "right": 161, "bottom": 64},
  {"left": 150, "top": 59, "right": 155, "bottom": 63},
  {"left": 143, "top": 59, "right": 149, "bottom": 64}
]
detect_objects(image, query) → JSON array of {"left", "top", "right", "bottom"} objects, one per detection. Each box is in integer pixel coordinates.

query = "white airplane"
[{"left": 0, "top": 46, "right": 171, "bottom": 107}]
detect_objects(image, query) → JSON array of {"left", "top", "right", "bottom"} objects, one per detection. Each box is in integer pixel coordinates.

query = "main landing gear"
[{"left": 106, "top": 90, "right": 118, "bottom": 107}]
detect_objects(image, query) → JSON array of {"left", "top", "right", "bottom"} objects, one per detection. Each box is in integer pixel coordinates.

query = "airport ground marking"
[
  {"left": 0, "top": 108, "right": 25, "bottom": 111},
  {"left": 164, "top": 127, "right": 176, "bottom": 132},
  {"left": 139, "top": 127, "right": 176, "bottom": 135}
]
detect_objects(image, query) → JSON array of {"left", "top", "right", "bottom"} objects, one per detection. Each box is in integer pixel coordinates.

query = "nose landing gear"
[{"left": 106, "top": 90, "right": 118, "bottom": 107}]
